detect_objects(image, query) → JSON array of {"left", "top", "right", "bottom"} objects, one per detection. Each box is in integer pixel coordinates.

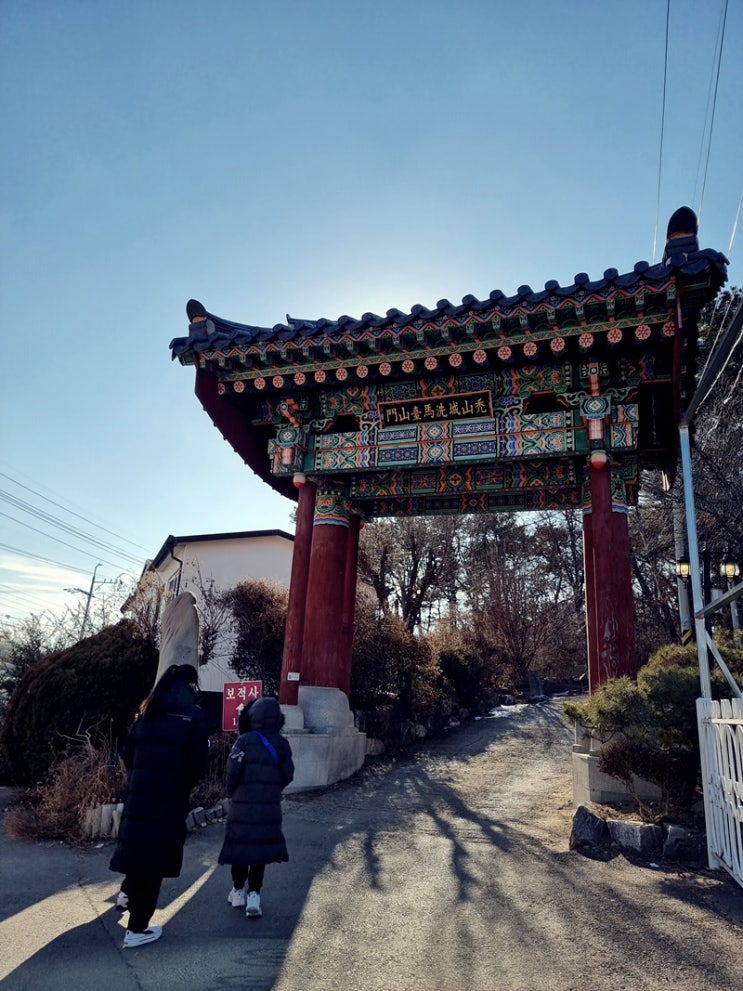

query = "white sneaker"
[
  {"left": 116, "top": 891, "right": 128, "bottom": 910},
  {"left": 123, "top": 926, "right": 162, "bottom": 948},
  {"left": 227, "top": 887, "right": 246, "bottom": 908},
  {"left": 245, "top": 891, "right": 262, "bottom": 917}
]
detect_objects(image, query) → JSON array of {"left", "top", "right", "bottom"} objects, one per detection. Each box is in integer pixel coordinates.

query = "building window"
[{"left": 166, "top": 573, "right": 180, "bottom": 601}]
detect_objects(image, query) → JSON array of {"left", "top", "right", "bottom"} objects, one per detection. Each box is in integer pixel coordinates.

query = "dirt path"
[
  {"left": 274, "top": 700, "right": 742, "bottom": 991},
  {"left": 1, "top": 700, "right": 739, "bottom": 991}
]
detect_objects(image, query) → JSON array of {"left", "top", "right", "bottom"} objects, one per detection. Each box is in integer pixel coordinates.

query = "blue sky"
[{"left": 1, "top": 0, "right": 741, "bottom": 625}]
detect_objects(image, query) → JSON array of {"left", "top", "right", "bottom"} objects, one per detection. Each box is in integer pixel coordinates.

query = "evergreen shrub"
[
  {"left": 564, "top": 638, "right": 743, "bottom": 821},
  {"left": 438, "top": 645, "right": 489, "bottom": 711},
  {"left": 0, "top": 620, "right": 157, "bottom": 785}
]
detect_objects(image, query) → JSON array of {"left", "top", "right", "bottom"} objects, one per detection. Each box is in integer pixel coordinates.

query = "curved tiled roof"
[
  {"left": 168, "top": 211, "right": 728, "bottom": 507},
  {"left": 170, "top": 246, "right": 727, "bottom": 361}
]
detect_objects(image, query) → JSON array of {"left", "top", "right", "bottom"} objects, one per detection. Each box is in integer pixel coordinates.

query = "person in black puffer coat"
[
  {"left": 218, "top": 696, "right": 294, "bottom": 918},
  {"left": 110, "top": 663, "right": 208, "bottom": 948}
]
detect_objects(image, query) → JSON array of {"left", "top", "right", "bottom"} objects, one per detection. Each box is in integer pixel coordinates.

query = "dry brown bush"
[
  {"left": 5, "top": 737, "right": 126, "bottom": 843},
  {"left": 6, "top": 730, "right": 233, "bottom": 844},
  {"left": 190, "top": 732, "right": 231, "bottom": 810}
]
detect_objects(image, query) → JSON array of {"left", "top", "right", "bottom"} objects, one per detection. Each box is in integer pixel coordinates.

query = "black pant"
[
  {"left": 231, "top": 864, "right": 265, "bottom": 892},
  {"left": 123, "top": 874, "right": 162, "bottom": 932}
]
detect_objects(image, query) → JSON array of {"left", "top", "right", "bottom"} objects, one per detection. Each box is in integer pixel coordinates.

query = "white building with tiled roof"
[{"left": 137, "top": 529, "right": 293, "bottom": 695}]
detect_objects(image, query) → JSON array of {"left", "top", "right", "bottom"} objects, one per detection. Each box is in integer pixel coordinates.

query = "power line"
[
  {"left": 652, "top": 0, "right": 671, "bottom": 265},
  {"left": 0, "top": 583, "right": 61, "bottom": 609},
  {"left": 696, "top": 0, "right": 728, "bottom": 224},
  {"left": 0, "top": 470, "right": 148, "bottom": 623},
  {"left": 654, "top": 1, "right": 732, "bottom": 259},
  {"left": 0, "top": 489, "right": 142, "bottom": 565},
  {"left": 703, "top": 289, "right": 737, "bottom": 361},
  {"left": 0, "top": 543, "right": 103, "bottom": 576},
  {"left": 0, "top": 470, "right": 150, "bottom": 554},
  {"left": 0, "top": 513, "right": 138, "bottom": 572},
  {"left": 682, "top": 296, "right": 743, "bottom": 425},
  {"left": 728, "top": 192, "right": 742, "bottom": 259}
]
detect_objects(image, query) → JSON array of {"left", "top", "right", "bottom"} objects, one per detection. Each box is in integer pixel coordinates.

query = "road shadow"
[{"left": 2, "top": 700, "right": 740, "bottom": 990}]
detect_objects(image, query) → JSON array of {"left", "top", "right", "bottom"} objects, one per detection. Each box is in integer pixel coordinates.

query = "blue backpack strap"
[{"left": 256, "top": 731, "right": 278, "bottom": 765}]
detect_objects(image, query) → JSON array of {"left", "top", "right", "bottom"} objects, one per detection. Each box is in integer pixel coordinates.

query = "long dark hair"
[{"left": 138, "top": 664, "right": 198, "bottom": 719}]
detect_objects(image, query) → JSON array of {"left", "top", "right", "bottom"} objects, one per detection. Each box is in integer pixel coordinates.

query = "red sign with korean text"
[{"left": 222, "top": 681, "right": 263, "bottom": 731}]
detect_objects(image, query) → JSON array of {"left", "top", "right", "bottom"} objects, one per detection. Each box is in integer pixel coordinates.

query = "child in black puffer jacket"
[{"left": 218, "top": 696, "right": 294, "bottom": 918}]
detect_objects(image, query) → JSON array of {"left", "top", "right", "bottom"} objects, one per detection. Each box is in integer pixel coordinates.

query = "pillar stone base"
[
  {"left": 280, "top": 688, "right": 366, "bottom": 793},
  {"left": 572, "top": 740, "right": 662, "bottom": 807}
]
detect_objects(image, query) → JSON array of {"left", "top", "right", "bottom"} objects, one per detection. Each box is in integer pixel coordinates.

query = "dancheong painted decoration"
[
  {"left": 169, "top": 208, "right": 728, "bottom": 696},
  {"left": 170, "top": 211, "right": 726, "bottom": 520}
]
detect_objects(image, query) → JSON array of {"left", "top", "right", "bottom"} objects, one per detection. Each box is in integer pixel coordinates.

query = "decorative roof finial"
[
  {"left": 186, "top": 299, "right": 208, "bottom": 323},
  {"left": 663, "top": 207, "right": 698, "bottom": 264}
]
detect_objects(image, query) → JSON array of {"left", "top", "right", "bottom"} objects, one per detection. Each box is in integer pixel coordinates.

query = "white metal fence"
[
  {"left": 696, "top": 698, "right": 743, "bottom": 887},
  {"left": 678, "top": 295, "right": 743, "bottom": 888}
]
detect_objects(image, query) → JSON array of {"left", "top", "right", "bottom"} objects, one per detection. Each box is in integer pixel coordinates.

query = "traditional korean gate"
[{"left": 170, "top": 208, "right": 727, "bottom": 706}]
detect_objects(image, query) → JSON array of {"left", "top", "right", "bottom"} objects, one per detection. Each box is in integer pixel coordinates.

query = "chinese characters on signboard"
[
  {"left": 379, "top": 391, "right": 493, "bottom": 428},
  {"left": 222, "top": 680, "right": 263, "bottom": 731}
]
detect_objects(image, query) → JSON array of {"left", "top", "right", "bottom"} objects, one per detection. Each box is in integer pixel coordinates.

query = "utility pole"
[{"left": 74, "top": 563, "right": 102, "bottom": 638}]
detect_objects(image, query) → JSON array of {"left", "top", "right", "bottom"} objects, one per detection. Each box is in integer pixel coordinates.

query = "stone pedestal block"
[
  {"left": 281, "top": 687, "right": 366, "bottom": 793},
  {"left": 572, "top": 751, "right": 662, "bottom": 807},
  {"left": 298, "top": 686, "right": 356, "bottom": 733},
  {"left": 280, "top": 703, "right": 306, "bottom": 732}
]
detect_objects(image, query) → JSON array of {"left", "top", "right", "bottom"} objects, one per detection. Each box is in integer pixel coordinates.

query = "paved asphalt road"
[{"left": 1, "top": 700, "right": 741, "bottom": 991}]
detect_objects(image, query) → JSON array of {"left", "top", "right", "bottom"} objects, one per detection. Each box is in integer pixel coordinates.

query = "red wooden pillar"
[
  {"left": 583, "top": 508, "right": 599, "bottom": 685},
  {"left": 301, "top": 490, "right": 352, "bottom": 692},
  {"left": 278, "top": 477, "right": 317, "bottom": 705},
  {"left": 337, "top": 513, "right": 361, "bottom": 697},
  {"left": 583, "top": 460, "right": 636, "bottom": 692}
]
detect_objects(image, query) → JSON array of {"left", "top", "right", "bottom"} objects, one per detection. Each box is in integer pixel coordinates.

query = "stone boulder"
[
  {"left": 569, "top": 804, "right": 609, "bottom": 851},
  {"left": 606, "top": 818, "right": 664, "bottom": 858}
]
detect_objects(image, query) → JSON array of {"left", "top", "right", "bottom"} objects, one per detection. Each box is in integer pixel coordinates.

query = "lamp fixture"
[
  {"left": 675, "top": 552, "right": 691, "bottom": 582},
  {"left": 719, "top": 547, "right": 740, "bottom": 582}
]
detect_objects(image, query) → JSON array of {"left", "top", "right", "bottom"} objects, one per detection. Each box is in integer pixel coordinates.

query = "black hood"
[
  {"left": 247, "top": 697, "right": 283, "bottom": 734},
  {"left": 152, "top": 678, "right": 197, "bottom": 715}
]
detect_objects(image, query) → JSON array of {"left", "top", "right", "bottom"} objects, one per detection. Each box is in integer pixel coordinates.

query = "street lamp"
[
  {"left": 719, "top": 547, "right": 741, "bottom": 582},
  {"left": 678, "top": 546, "right": 741, "bottom": 640},
  {"left": 674, "top": 548, "right": 712, "bottom": 634},
  {"left": 675, "top": 552, "right": 691, "bottom": 583},
  {"left": 719, "top": 547, "right": 741, "bottom": 646}
]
